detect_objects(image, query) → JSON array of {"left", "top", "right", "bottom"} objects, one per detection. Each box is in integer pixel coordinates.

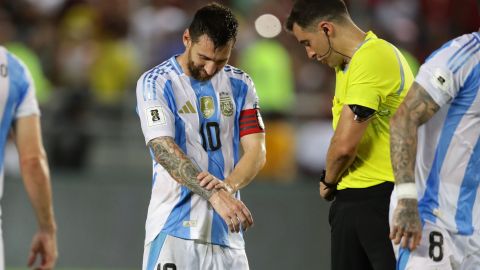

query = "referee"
[{"left": 286, "top": 1, "right": 413, "bottom": 269}]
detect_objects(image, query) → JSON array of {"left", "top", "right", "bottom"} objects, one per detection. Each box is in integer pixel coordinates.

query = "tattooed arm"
[
  {"left": 148, "top": 137, "right": 254, "bottom": 232},
  {"left": 389, "top": 82, "right": 440, "bottom": 250},
  {"left": 148, "top": 136, "right": 212, "bottom": 200}
]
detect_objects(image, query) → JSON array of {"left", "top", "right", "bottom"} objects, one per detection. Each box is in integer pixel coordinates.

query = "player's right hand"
[
  {"left": 28, "top": 228, "right": 58, "bottom": 270},
  {"left": 197, "top": 171, "right": 225, "bottom": 191},
  {"left": 390, "top": 198, "right": 422, "bottom": 251},
  {"left": 208, "top": 189, "right": 254, "bottom": 233}
]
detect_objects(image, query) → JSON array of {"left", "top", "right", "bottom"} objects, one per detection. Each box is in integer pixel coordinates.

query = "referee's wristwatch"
[{"left": 320, "top": 170, "right": 337, "bottom": 189}]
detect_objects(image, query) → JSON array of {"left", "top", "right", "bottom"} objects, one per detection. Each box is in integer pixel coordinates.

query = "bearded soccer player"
[{"left": 136, "top": 3, "right": 266, "bottom": 270}]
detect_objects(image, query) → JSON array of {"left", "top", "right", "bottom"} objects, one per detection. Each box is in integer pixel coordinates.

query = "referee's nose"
[{"left": 204, "top": 62, "right": 217, "bottom": 76}]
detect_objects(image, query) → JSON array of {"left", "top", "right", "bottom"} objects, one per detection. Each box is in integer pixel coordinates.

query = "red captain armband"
[{"left": 239, "top": 108, "right": 265, "bottom": 137}]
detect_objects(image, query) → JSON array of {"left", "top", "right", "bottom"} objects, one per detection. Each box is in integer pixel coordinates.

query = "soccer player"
[
  {"left": 136, "top": 3, "right": 266, "bottom": 270},
  {"left": 286, "top": 0, "right": 413, "bottom": 269},
  {"left": 390, "top": 30, "right": 480, "bottom": 269},
  {"left": 0, "top": 47, "right": 57, "bottom": 269}
]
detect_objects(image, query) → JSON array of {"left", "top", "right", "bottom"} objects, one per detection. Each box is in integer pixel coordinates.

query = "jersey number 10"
[{"left": 201, "top": 122, "right": 222, "bottom": 151}]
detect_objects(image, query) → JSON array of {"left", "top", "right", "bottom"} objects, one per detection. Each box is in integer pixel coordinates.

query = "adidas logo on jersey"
[{"left": 179, "top": 101, "right": 197, "bottom": 114}]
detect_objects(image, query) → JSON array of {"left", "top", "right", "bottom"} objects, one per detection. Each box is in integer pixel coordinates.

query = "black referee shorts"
[{"left": 329, "top": 182, "right": 396, "bottom": 270}]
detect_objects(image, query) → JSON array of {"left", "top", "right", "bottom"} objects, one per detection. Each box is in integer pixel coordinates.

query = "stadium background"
[{"left": 1, "top": 0, "right": 478, "bottom": 269}]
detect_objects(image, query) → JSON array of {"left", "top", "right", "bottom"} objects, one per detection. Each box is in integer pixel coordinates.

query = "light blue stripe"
[
  {"left": 146, "top": 232, "right": 168, "bottom": 270},
  {"left": 391, "top": 46, "right": 406, "bottom": 95},
  {"left": 170, "top": 56, "right": 182, "bottom": 75},
  {"left": 143, "top": 62, "right": 169, "bottom": 101},
  {"left": 190, "top": 78, "right": 229, "bottom": 246},
  {"left": 453, "top": 64, "right": 480, "bottom": 234},
  {"left": 397, "top": 247, "right": 411, "bottom": 270},
  {"left": 453, "top": 46, "right": 480, "bottom": 74},
  {"left": 425, "top": 40, "right": 453, "bottom": 62},
  {"left": 229, "top": 78, "right": 249, "bottom": 166},
  {"left": 0, "top": 53, "right": 28, "bottom": 173},
  {"left": 450, "top": 38, "right": 480, "bottom": 72},
  {"left": 160, "top": 80, "right": 191, "bottom": 239},
  {"left": 455, "top": 135, "right": 480, "bottom": 235},
  {"left": 447, "top": 37, "right": 476, "bottom": 66},
  {"left": 418, "top": 63, "right": 480, "bottom": 224}
]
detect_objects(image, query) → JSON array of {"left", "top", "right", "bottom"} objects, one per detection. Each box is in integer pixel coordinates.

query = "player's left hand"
[
  {"left": 28, "top": 228, "right": 58, "bottom": 270},
  {"left": 390, "top": 198, "right": 422, "bottom": 250},
  {"left": 319, "top": 182, "right": 336, "bottom": 201}
]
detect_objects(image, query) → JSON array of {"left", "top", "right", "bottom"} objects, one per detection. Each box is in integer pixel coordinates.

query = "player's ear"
[{"left": 183, "top": 29, "right": 192, "bottom": 48}]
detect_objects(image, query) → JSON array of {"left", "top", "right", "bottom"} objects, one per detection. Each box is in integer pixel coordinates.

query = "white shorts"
[
  {"left": 142, "top": 233, "right": 249, "bottom": 270},
  {"left": 396, "top": 220, "right": 480, "bottom": 270}
]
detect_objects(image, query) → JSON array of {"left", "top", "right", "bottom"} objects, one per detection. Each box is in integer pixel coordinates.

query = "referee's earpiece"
[{"left": 323, "top": 27, "right": 329, "bottom": 36}]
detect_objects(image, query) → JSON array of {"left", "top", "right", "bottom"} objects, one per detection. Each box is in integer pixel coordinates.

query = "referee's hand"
[
  {"left": 390, "top": 198, "right": 422, "bottom": 250},
  {"left": 208, "top": 189, "right": 254, "bottom": 233},
  {"left": 319, "top": 182, "right": 336, "bottom": 201}
]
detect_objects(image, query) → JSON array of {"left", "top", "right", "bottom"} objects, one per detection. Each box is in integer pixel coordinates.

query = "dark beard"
[{"left": 187, "top": 60, "right": 213, "bottom": 81}]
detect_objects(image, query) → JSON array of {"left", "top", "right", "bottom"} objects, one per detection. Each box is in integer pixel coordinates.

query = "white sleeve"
[
  {"left": 415, "top": 44, "right": 463, "bottom": 107},
  {"left": 136, "top": 73, "right": 176, "bottom": 145},
  {"left": 242, "top": 75, "right": 260, "bottom": 111},
  {"left": 14, "top": 57, "right": 40, "bottom": 118}
]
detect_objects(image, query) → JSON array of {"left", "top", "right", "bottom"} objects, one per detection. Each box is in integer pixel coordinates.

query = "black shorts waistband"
[{"left": 335, "top": 182, "right": 394, "bottom": 202}]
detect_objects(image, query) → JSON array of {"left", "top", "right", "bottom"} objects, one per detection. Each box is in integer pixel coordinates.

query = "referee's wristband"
[
  {"left": 320, "top": 170, "right": 337, "bottom": 189},
  {"left": 396, "top": 183, "right": 418, "bottom": 200}
]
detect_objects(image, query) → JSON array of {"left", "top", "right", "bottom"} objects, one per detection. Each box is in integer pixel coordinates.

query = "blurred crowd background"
[
  {"left": 1, "top": 0, "right": 479, "bottom": 269},
  {"left": 2, "top": 0, "right": 479, "bottom": 178}
]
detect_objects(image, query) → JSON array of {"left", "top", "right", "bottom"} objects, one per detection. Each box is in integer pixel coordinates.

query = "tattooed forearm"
[
  {"left": 148, "top": 137, "right": 213, "bottom": 200},
  {"left": 390, "top": 82, "right": 440, "bottom": 185}
]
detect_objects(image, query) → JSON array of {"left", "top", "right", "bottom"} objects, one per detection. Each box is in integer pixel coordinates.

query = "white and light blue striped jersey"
[
  {"left": 136, "top": 55, "right": 262, "bottom": 249},
  {"left": 0, "top": 46, "right": 39, "bottom": 200},
  {"left": 414, "top": 32, "right": 480, "bottom": 235}
]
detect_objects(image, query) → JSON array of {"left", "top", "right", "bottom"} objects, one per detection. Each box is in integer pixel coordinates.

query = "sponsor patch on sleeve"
[
  {"left": 145, "top": 106, "right": 167, "bottom": 127},
  {"left": 430, "top": 68, "right": 452, "bottom": 93}
]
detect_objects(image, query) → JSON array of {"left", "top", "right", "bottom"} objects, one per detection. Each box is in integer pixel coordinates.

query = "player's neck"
[{"left": 176, "top": 53, "right": 191, "bottom": 77}]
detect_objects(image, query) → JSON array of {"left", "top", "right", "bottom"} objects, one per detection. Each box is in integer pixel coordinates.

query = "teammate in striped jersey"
[
  {"left": 136, "top": 4, "right": 266, "bottom": 270},
  {"left": 0, "top": 47, "right": 57, "bottom": 269},
  {"left": 390, "top": 31, "right": 480, "bottom": 269}
]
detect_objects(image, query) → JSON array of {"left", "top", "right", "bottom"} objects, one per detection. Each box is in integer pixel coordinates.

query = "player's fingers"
[
  {"left": 393, "top": 226, "right": 404, "bottom": 245},
  {"left": 401, "top": 231, "right": 412, "bottom": 248},
  {"left": 196, "top": 171, "right": 208, "bottom": 180},
  {"left": 199, "top": 175, "right": 213, "bottom": 187},
  {"left": 389, "top": 226, "right": 398, "bottom": 240},
  {"left": 229, "top": 217, "right": 239, "bottom": 233},
  {"left": 206, "top": 180, "right": 218, "bottom": 190},
  {"left": 27, "top": 250, "right": 37, "bottom": 267},
  {"left": 238, "top": 202, "right": 253, "bottom": 227},
  {"left": 410, "top": 231, "right": 422, "bottom": 251},
  {"left": 225, "top": 217, "right": 234, "bottom": 233}
]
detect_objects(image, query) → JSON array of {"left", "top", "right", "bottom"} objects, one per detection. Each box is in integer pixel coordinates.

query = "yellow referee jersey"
[{"left": 332, "top": 31, "right": 413, "bottom": 190}]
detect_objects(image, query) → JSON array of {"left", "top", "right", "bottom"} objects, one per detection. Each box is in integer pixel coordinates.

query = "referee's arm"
[{"left": 321, "top": 105, "right": 372, "bottom": 195}]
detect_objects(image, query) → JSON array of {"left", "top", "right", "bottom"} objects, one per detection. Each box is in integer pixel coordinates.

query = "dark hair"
[
  {"left": 188, "top": 3, "right": 238, "bottom": 49},
  {"left": 285, "top": 0, "right": 349, "bottom": 32}
]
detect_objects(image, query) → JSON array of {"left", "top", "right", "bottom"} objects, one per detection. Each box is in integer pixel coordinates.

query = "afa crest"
[
  {"left": 220, "top": 92, "right": 234, "bottom": 117},
  {"left": 200, "top": 96, "right": 215, "bottom": 119}
]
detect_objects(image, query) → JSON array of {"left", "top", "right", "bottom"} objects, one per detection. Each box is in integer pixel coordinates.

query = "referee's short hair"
[
  {"left": 286, "top": 0, "right": 350, "bottom": 32},
  {"left": 188, "top": 3, "right": 238, "bottom": 49}
]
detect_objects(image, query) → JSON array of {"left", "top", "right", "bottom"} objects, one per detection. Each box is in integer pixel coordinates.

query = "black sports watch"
[{"left": 320, "top": 170, "right": 337, "bottom": 189}]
